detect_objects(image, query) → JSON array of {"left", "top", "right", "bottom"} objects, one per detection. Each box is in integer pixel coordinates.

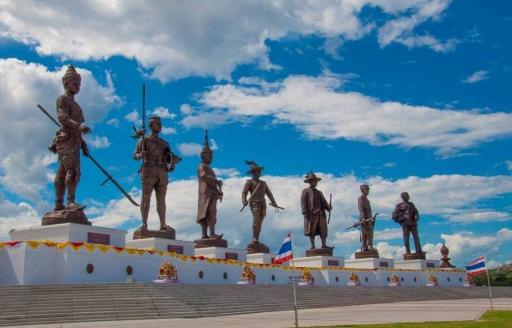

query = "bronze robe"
[
  {"left": 197, "top": 163, "right": 221, "bottom": 223},
  {"left": 301, "top": 187, "right": 329, "bottom": 236}
]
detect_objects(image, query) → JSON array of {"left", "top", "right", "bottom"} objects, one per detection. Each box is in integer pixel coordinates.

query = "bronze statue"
[
  {"left": 358, "top": 184, "right": 376, "bottom": 252},
  {"left": 133, "top": 115, "right": 180, "bottom": 239},
  {"left": 52, "top": 65, "right": 91, "bottom": 211},
  {"left": 301, "top": 172, "right": 333, "bottom": 251},
  {"left": 392, "top": 192, "right": 424, "bottom": 258},
  {"left": 196, "top": 130, "right": 223, "bottom": 240},
  {"left": 242, "top": 160, "right": 281, "bottom": 253},
  {"left": 38, "top": 65, "right": 137, "bottom": 226}
]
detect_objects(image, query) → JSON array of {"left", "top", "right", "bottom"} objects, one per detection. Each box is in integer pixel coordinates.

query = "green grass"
[{"left": 307, "top": 310, "right": 512, "bottom": 327}]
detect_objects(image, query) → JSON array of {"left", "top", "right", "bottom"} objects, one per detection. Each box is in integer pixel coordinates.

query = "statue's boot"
[
  {"left": 252, "top": 226, "right": 260, "bottom": 244},
  {"left": 321, "top": 237, "right": 334, "bottom": 250},
  {"left": 65, "top": 181, "right": 85, "bottom": 210},
  {"left": 200, "top": 223, "right": 208, "bottom": 239},
  {"left": 54, "top": 201, "right": 65, "bottom": 211},
  {"left": 309, "top": 236, "right": 316, "bottom": 249},
  {"left": 208, "top": 223, "right": 223, "bottom": 240},
  {"left": 160, "top": 224, "right": 173, "bottom": 231},
  {"left": 54, "top": 182, "right": 65, "bottom": 211}
]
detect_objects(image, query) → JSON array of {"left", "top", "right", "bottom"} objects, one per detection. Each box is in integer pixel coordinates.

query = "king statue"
[
  {"left": 196, "top": 130, "right": 224, "bottom": 240},
  {"left": 133, "top": 115, "right": 181, "bottom": 239},
  {"left": 52, "top": 65, "right": 91, "bottom": 212}
]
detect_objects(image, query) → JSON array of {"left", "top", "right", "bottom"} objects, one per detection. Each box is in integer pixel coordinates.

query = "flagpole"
[
  {"left": 290, "top": 233, "right": 299, "bottom": 328},
  {"left": 484, "top": 256, "right": 494, "bottom": 310}
]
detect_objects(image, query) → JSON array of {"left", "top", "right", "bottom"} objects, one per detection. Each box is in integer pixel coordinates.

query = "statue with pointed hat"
[
  {"left": 242, "top": 160, "right": 280, "bottom": 254},
  {"left": 42, "top": 65, "right": 92, "bottom": 225},
  {"left": 195, "top": 130, "right": 225, "bottom": 243},
  {"left": 301, "top": 172, "right": 333, "bottom": 256}
]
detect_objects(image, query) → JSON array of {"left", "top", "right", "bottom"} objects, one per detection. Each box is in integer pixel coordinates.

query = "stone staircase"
[{"left": 0, "top": 284, "right": 511, "bottom": 326}]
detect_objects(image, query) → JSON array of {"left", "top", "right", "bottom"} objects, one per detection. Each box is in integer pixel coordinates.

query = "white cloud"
[
  {"left": 441, "top": 229, "right": 512, "bottom": 261},
  {"left": 85, "top": 173, "right": 512, "bottom": 261},
  {"left": 0, "top": 1, "right": 453, "bottom": 81},
  {"left": 176, "top": 143, "right": 203, "bottom": 157},
  {"left": 191, "top": 74, "right": 512, "bottom": 154},
  {"left": 377, "top": 0, "right": 456, "bottom": 52},
  {"left": 151, "top": 106, "right": 176, "bottom": 120},
  {"left": 161, "top": 127, "right": 177, "bottom": 135},
  {"left": 213, "top": 168, "right": 241, "bottom": 178},
  {"left": 506, "top": 160, "right": 512, "bottom": 171},
  {"left": 447, "top": 211, "right": 510, "bottom": 224},
  {"left": 209, "top": 138, "right": 219, "bottom": 151},
  {"left": 124, "top": 110, "right": 140, "bottom": 124},
  {"left": 0, "top": 199, "right": 40, "bottom": 241},
  {"left": 0, "top": 58, "right": 119, "bottom": 201},
  {"left": 375, "top": 242, "right": 404, "bottom": 259},
  {"left": 105, "top": 118, "right": 120, "bottom": 127},
  {"left": 180, "top": 104, "right": 193, "bottom": 114},
  {"left": 383, "top": 162, "right": 396, "bottom": 168},
  {"left": 323, "top": 37, "right": 344, "bottom": 60},
  {"left": 375, "top": 228, "right": 403, "bottom": 241},
  {"left": 462, "top": 70, "right": 490, "bottom": 84},
  {"left": 398, "top": 34, "right": 458, "bottom": 52},
  {"left": 85, "top": 135, "right": 111, "bottom": 149}
]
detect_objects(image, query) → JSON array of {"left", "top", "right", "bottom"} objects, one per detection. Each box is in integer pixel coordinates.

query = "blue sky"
[{"left": 0, "top": 0, "right": 511, "bottom": 267}]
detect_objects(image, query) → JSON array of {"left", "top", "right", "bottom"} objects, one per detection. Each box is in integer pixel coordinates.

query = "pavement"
[{"left": 4, "top": 298, "right": 511, "bottom": 328}]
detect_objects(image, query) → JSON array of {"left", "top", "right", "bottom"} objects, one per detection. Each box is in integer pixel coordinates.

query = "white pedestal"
[
  {"left": 247, "top": 253, "right": 276, "bottom": 264},
  {"left": 394, "top": 259, "right": 440, "bottom": 270},
  {"left": 293, "top": 256, "right": 345, "bottom": 268},
  {"left": 9, "top": 223, "right": 127, "bottom": 247},
  {"left": 345, "top": 257, "right": 394, "bottom": 269},
  {"left": 125, "top": 238, "right": 195, "bottom": 256},
  {"left": 194, "top": 247, "right": 247, "bottom": 262}
]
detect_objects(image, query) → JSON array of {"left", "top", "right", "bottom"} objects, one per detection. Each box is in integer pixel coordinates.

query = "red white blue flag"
[
  {"left": 466, "top": 256, "right": 487, "bottom": 276},
  {"left": 273, "top": 233, "right": 293, "bottom": 264}
]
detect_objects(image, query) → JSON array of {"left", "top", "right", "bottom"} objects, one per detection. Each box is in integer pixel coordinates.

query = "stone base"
[
  {"left": 245, "top": 241, "right": 270, "bottom": 254},
  {"left": 126, "top": 238, "right": 196, "bottom": 256},
  {"left": 395, "top": 259, "right": 439, "bottom": 270},
  {"left": 294, "top": 256, "right": 345, "bottom": 268},
  {"left": 9, "top": 223, "right": 127, "bottom": 247},
  {"left": 345, "top": 258, "right": 394, "bottom": 269},
  {"left": 194, "top": 238, "right": 228, "bottom": 248},
  {"left": 194, "top": 246, "right": 247, "bottom": 262},
  {"left": 355, "top": 249, "right": 379, "bottom": 259},
  {"left": 403, "top": 252, "right": 426, "bottom": 260},
  {"left": 133, "top": 227, "right": 175, "bottom": 240},
  {"left": 42, "top": 209, "right": 90, "bottom": 226},
  {"left": 305, "top": 248, "right": 333, "bottom": 257},
  {"left": 247, "top": 253, "right": 276, "bottom": 264}
]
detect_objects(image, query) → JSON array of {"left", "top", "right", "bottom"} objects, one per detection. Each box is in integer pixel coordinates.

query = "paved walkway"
[{"left": 5, "top": 298, "right": 511, "bottom": 328}]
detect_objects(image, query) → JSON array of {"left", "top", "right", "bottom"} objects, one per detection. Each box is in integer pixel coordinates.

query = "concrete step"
[{"left": 0, "top": 284, "right": 511, "bottom": 327}]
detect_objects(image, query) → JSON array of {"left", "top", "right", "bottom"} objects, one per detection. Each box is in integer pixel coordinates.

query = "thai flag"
[
  {"left": 466, "top": 256, "right": 487, "bottom": 276},
  {"left": 273, "top": 233, "right": 293, "bottom": 264}
]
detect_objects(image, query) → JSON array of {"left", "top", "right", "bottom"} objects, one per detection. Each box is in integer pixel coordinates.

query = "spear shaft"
[{"left": 37, "top": 104, "right": 139, "bottom": 207}]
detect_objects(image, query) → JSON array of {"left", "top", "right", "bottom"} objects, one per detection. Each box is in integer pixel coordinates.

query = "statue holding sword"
[
  {"left": 241, "top": 160, "right": 282, "bottom": 253},
  {"left": 301, "top": 172, "right": 334, "bottom": 256}
]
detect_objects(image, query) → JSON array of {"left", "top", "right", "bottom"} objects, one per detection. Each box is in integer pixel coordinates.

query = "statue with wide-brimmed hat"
[{"left": 301, "top": 172, "right": 333, "bottom": 256}]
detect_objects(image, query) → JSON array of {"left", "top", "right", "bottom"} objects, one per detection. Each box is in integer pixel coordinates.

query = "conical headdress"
[
  {"left": 200, "top": 129, "right": 213, "bottom": 156},
  {"left": 62, "top": 64, "right": 81, "bottom": 85}
]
